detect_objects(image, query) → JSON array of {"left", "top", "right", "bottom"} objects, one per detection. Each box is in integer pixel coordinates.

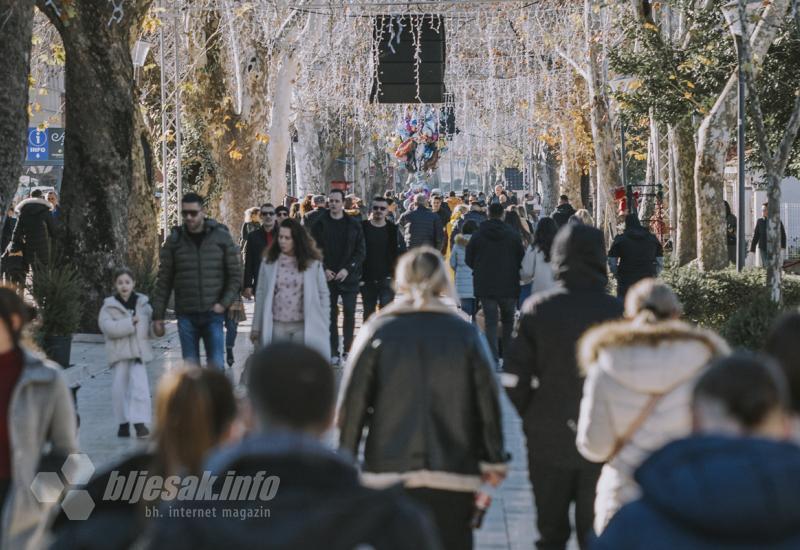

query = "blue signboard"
[{"left": 25, "top": 128, "right": 64, "bottom": 166}]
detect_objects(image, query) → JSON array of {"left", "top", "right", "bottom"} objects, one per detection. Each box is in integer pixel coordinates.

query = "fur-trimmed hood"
[
  {"left": 579, "top": 320, "right": 729, "bottom": 394},
  {"left": 15, "top": 197, "right": 52, "bottom": 214}
]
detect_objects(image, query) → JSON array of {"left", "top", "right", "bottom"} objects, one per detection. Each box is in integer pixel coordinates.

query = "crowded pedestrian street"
[{"left": 4, "top": 0, "right": 800, "bottom": 549}]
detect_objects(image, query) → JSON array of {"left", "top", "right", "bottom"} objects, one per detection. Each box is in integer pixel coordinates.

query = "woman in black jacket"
[{"left": 337, "top": 247, "right": 508, "bottom": 550}]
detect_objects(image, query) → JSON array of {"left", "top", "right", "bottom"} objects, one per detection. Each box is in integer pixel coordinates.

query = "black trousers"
[
  {"left": 529, "top": 461, "right": 600, "bottom": 550},
  {"left": 361, "top": 278, "right": 395, "bottom": 322},
  {"left": 328, "top": 284, "right": 357, "bottom": 356},
  {"left": 405, "top": 488, "right": 474, "bottom": 550},
  {"left": 479, "top": 297, "right": 516, "bottom": 360}
]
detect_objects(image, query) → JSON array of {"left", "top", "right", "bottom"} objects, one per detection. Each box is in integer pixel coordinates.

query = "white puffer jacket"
[
  {"left": 98, "top": 293, "right": 155, "bottom": 365},
  {"left": 576, "top": 319, "right": 729, "bottom": 534}
]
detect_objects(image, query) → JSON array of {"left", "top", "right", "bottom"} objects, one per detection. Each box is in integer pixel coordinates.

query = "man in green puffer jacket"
[{"left": 151, "top": 193, "right": 242, "bottom": 369}]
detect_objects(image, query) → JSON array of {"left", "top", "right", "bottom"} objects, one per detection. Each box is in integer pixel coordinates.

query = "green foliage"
[
  {"left": 29, "top": 258, "right": 83, "bottom": 337},
  {"left": 746, "top": 19, "right": 800, "bottom": 180},
  {"left": 721, "top": 293, "right": 781, "bottom": 350},
  {"left": 662, "top": 265, "right": 800, "bottom": 348},
  {"left": 609, "top": 1, "right": 735, "bottom": 124}
]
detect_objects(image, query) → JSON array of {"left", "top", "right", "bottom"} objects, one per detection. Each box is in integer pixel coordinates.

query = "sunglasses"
[
  {"left": 261, "top": 211, "right": 275, "bottom": 216},
  {"left": 276, "top": 212, "right": 289, "bottom": 217},
  {"left": 372, "top": 206, "right": 387, "bottom": 211},
  {"left": 181, "top": 210, "right": 201, "bottom": 218}
]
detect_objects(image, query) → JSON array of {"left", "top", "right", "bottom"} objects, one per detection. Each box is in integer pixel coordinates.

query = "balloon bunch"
[{"left": 386, "top": 106, "right": 448, "bottom": 174}]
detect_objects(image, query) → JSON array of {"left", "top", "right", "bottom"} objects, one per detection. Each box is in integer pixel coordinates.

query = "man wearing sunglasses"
[
  {"left": 152, "top": 192, "right": 242, "bottom": 370},
  {"left": 360, "top": 196, "right": 405, "bottom": 321},
  {"left": 310, "top": 189, "right": 365, "bottom": 366},
  {"left": 242, "top": 203, "right": 280, "bottom": 300}
]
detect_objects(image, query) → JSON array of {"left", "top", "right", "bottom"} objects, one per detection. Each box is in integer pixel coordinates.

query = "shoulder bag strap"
[{"left": 606, "top": 392, "right": 665, "bottom": 462}]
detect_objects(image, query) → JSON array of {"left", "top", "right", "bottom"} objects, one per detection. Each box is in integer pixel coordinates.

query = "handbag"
[{"left": 227, "top": 298, "right": 247, "bottom": 323}]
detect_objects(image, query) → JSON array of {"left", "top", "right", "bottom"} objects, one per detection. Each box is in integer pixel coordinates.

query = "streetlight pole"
[{"left": 735, "top": 34, "right": 746, "bottom": 272}]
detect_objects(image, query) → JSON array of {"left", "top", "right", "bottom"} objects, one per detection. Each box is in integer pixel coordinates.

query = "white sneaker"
[
  {"left": 331, "top": 355, "right": 341, "bottom": 366},
  {"left": 341, "top": 353, "right": 349, "bottom": 365}
]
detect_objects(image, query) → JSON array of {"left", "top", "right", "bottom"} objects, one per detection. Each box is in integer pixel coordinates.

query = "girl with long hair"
[
  {"left": 519, "top": 216, "right": 558, "bottom": 306},
  {"left": 251, "top": 218, "right": 331, "bottom": 357}
]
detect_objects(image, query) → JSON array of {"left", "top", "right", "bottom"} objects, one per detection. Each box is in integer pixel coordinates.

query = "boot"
[
  {"left": 134, "top": 423, "right": 150, "bottom": 438},
  {"left": 117, "top": 423, "right": 130, "bottom": 438},
  {"left": 226, "top": 347, "right": 235, "bottom": 367}
]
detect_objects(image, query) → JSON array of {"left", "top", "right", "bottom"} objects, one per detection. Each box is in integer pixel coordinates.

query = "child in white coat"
[{"left": 98, "top": 268, "right": 154, "bottom": 438}]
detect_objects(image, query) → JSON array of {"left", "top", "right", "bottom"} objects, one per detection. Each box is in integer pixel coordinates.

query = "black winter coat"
[
  {"left": 148, "top": 434, "right": 441, "bottom": 550},
  {"left": 465, "top": 219, "right": 525, "bottom": 299},
  {"left": 310, "top": 211, "right": 365, "bottom": 291},
  {"left": 242, "top": 225, "right": 278, "bottom": 291},
  {"left": 505, "top": 224, "right": 623, "bottom": 466},
  {"left": 10, "top": 198, "right": 54, "bottom": 265},
  {"left": 152, "top": 219, "right": 242, "bottom": 319},
  {"left": 397, "top": 206, "right": 443, "bottom": 249},
  {"left": 339, "top": 306, "right": 508, "bottom": 480},
  {"left": 750, "top": 217, "right": 787, "bottom": 252},
  {"left": 303, "top": 207, "right": 326, "bottom": 228},
  {"left": 551, "top": 203, "right": 576, "bottom": 227},
  {"left": 360, "top": 220, "right": 404, "bottom": 282},
  {"left": 608, "top": 226, "right": 663, "bottom": 287}
]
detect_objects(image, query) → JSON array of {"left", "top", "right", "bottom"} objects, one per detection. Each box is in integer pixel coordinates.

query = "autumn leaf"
[
  {"left": 643, "top": 22, "right": 658, "bottom": 32},
  {"left": 229, "top": 149, "right": 243, "bottom": 161}
]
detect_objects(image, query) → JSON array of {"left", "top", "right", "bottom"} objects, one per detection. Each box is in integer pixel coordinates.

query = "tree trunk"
[
  {"left": 693, "top": 0, "right": 790, "bottom": 271},
  {"left": 294, "top": 111, "right": 327, "bottom": 196},
  {"left": 585, "top": 0, "right": 621, "bottom": 234},
  {"left": 669, "top": 119, "right": 696, "bottom": 265},
  {"left": 766, "top": 176, "right": 782, "bottom": 303},
  {"left": 639, "top": 134, "right": 656, "bottom": 225},
  {"left": 559, "top": 125, "right": 583, "bottom": 207},
  {"left": 38, "top": 0, "right": 157, "bottom": 331},
  {"left": 0, "top": 1, "right": 34, "bottom": 212},
  {"left": 537, "top": 144, "right": 558, "bottom": 215},
  {"left": 267, "top": 51, "right": 299, "bottom": 203}
]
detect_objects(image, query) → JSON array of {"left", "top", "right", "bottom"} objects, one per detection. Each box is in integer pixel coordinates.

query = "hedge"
[{"left": 660, "top": 266, "right": 800, "bottom": 349}]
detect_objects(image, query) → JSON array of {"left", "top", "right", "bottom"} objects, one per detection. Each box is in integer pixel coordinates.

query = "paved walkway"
[{"left": 69, "top": 300, "right": 577, "bottom": 549}]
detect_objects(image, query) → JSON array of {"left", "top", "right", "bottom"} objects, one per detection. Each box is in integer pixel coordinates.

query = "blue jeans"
[
  {"left": 518, "top": 282, "right": 532, "bottom": 309},
  {"left": 225, "top": 317, "right": 238, "bottom": 350},
  {"left": 459, "top": 298, "right": 477, "bottom": 322},
  {"left": 177, "top": 312, "right": 225, "bottom": 369}
]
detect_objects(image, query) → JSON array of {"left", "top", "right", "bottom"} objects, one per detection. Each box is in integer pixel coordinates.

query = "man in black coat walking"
[
  {"left": 607, "top": 214, "right": 663, "bottom": 299},
  {"left": 149, "top": 342, "right": 441, "bottom": 550},
  {"left": 551, "top": 195, "right": 576, "bottom": 228},
  {"left": 242, "top": 203, "right": 279, "bottom": 299},
  {"left": 311, "top": 189, "right": 366, "bottom": 364},
  {"left": 750, "top": 202, "right": 787, "bottom": 268},
  {"left": 397, "top": 194, "right": 443, "bottom": 250},
  {"left": 504, "top": 223, "right": 623, "bottom": 550},
  {"left": 360, "top": 196, "right": 405, "bottom": 321},
  {"left": 466, "top": 203, "right": 525, "bottom": 362},
  {"left": 8, "top": 189, "right": 55, "bottom": 270}
]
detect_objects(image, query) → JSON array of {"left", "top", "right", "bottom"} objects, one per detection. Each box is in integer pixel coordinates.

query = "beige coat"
[
  {"left": 576, "top": 319, "right": 729, "bottom": 534},
  {"left": 98, "top": 294, "right": 154, "bottom": 365},
  {"left": 2, "top": 350, "right": 77, "bottom": 550},
  {"left": 252, "top": 259, "right": 331, "bottom": 359}
]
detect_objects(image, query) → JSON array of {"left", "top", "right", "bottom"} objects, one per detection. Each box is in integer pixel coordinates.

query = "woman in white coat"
[
  {"left": 251, "top": 218, "right": 330, "bottom": 359},
  {"left": 576, "top": 279, "right": 729, "bottom": 535},
  {"left": 519, "top": 216, "right": 557, "bottom": 306},
  {"left": 98, "top": 268, "right": 154, "bottom": 439}
]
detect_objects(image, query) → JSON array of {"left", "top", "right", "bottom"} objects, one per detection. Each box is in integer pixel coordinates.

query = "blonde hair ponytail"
[{"left": 624, "top": 279, "right": 682, "bottom": 324}]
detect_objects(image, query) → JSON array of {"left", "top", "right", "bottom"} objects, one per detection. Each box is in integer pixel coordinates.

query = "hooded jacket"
[
  {"left": 98, "top": 293, "right": 155, "bottom": 365},
  {"left": 465, "top": 218, "right": 525, "bottom": 299},
  {"left": 608, "top": 223, "right": 663, "bottom": 287},
  {"left": 449, "top": 234, "right": 474, "bottom": 298},
  {"left": 576, "top": 320, "right": 729, "bottom": 533},
  {"left": 551, "top": 202, "right": 576, "bottom": 227},
  {"left": 9, "top": 198, "right": 54, "bottom": 265},
  {"left": 149, "top": 433, "right": 442, "bottom": 550},
  {"left": 504, "top": 224, "right": 623, "bottom": 465},
  {"left": 594, "top": 436, "right": 800, "bottom": 549},
  {"left": 151, "top": 219, "right": 242, "bottom": 320}
]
